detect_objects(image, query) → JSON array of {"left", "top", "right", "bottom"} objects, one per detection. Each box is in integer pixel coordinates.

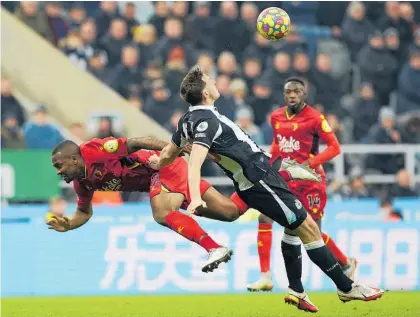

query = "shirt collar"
[{"left": 189, "top": 105, "right": 216, "bottom": 112}]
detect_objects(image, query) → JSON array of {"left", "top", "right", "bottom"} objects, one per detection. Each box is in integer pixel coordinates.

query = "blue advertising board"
[{"left": 2, "top": 199, "right": 419, "bottom": 297}]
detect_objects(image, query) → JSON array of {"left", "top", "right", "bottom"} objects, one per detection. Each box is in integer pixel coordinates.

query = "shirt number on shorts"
[{"left": 307, "top": 194, "right": 320, "bottom": 209}]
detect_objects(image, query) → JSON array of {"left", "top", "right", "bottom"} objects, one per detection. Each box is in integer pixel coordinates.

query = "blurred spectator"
[
  {"left": 235, "top": 107, "right": 263, "bottom": 145},
  {"left": 260, "top": 111, "right": 274, "bottom": 145},
  {"left": 366, "top": 107, "right": 403, "bottom": 174},
  {"left": 247, "top": 78, "right": 275, "bottom": 126},
  {"left": 15, "top": 1, "right": 53, "bottom": 41},
  {"left": 265, "top": 51, "right": 292, "bottom": 100},
  {"left": 69, "top": 122, "right": 86, "bottom": 142},
  {"left": 241, "top": 2, "right": 259, "bottom": 33},
  {"left": 377, "top": 1, "right": 413, "bottom": 48},
  {"left": 380, "top": 197, "right": 403, "bottom": 222},
  {"left": 100, "top": 18, "right": 130, "bottom": 67},
  {"left": 60, "top": 30, "right": 89, "bottom": 70},
  {"left": 148, "top": 1, "right": 170, "bottom": 38},
  {"left": 164, "top": 110, "right": 184, "bottom": 134},
  {"left": 68, "top": 4, "right": 86, "bottom": 29},
  {"left": 164, "top": 47, "right": 188, "bottom": 98},
  {"left": 275, "top": 26, "right": 308, "bottom": 55},
  {"left": 87, "top": 49, "right": 109, "bottom": 83},
  {"left": 142, "top": 61, "right": 164, "bottom": 96},
  {"left": 341, "top": 2, "right": 375, "bottom": 61},
  {"left": 413, "top": 28, "right": 420, "bottom": 50},
  {"left": 171, "top": 1, "right": 189, "bottom": 21},
  {"left": 23, "top": 105, "right": 64, "bottom": 149},
  {"left": 353, "top": 83, "right": 381, "bottom": 142},
  {"left": 230, "top": 78, "right": 251, "bottom": 112},
  {"left": 217, "top": 51, "right": 240, "bottom": 78},
  {"left": 79, "top": 19, "right": 108, "bottom": 64},
  {"left": 390, "top": 169, "right": 418, "bottom": 197},
  {"left": 397, "top": 48, "right": 420, "bottom": 114},
  {"left": 242, "top": 57, "right": 262, "bottom": 95},
  {"left": 357, "top": 31, "right": 398, "bottom": 105},
  {"left": 399, "top": 2, "right": 415, "bottom": 28},
  {"left": 127, "top": 95, "right": 143, "bottom": 112},
  {"left": 133, "top": 24, "right": 158, "bottom": 69},
  {"left": 244, "top": 31, "right": 274, "bottom": 67},
  {"left": 283, "top": 1, "right": 318, "bottom": 26},
  {"left": 94, "top": 116, "right": 121, "bottom": 139},
  {"left": 156, "top": 17, "right": 196, "bottom": 67},
  {"left": 1, "top": 78, "right": 26, "bottom": 127},
  {"left": 292, "top": 52, "right": 317, "bottom": 104},
  {"left": 108, "top": 45, "right": 143, "bottom": 99},
  {"left": 143, "top": 80, "right": 172, "bottom": 125},
  {"left": 384, "top": 27, "right": 404, "bottom": 68},
  {"left": 317, "top": 1, "right": 349, "bottom": 28},
  {"left": 197, "top": 52, "right": 217, "bottom": 79},
  {"left": 122, "top": 2, "right": 140, "bottom": 41},
  {"left": 46, "top": 196, "right": 67, "bottom": 219},
  {"left": 339, "top": 170, "right": 372, "bottom": 198},
  {"left": 186, "top": 2, "right": 215, "bottom": 53},
  {"left": 45, "top": 2, "right": 69, "bottom": 46},
  {"left": 1, "top": 114, "right": 25, "bottom": 149},
  {"left": 215, "top": 75, "right": 235, "bottom": 121},
  {"left": 400, "top": 115, "right": 420, "bottom": 144},
  {"left": 95, "top": 1, "right": 119, "bottom": 39},
  {"left": 326, "top": 113, "right": 345, "bottom": 142},
  {"left": 310, "top": 54, "right": 343, "bottom": 112},
  {"left": 214, "top": 1, "right": 249, "bottom": 58}
]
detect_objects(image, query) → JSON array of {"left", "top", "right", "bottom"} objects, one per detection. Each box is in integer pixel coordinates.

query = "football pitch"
[{"left": 2, "top": 292, "right": 420, "bottom": 317}]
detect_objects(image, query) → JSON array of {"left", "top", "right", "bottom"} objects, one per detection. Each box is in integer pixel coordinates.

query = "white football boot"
[
  {"left": 246, "top": 272, "right": 274, "bottom": 292},
  {"left": 284, "top": 288, "right": 319, "bottom": 313},
  {"left": 280, "top": 158, "right": 322, "bottom": 183},
  {"left": 201, "top": 247, "right": 233, "bottom": 273},
  {"left": 337, "top": 283, "right": 385, "bottom": 302}
]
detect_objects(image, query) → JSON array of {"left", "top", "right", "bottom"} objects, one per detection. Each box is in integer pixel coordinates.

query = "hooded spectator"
[
  {"left": 1, "top": 113, "right": 25, "bottom": 149},
  {"left": 185, "top": 2, "right": 216, "bottom": 53},
  {"left": 100, "top": 18, "right": 130, "bottom": 67},
  {"left": 1, "top": 78, "right": 26, "bottom": 127},
  {"left": 247, "top": 78, "right": 276, "bottom": 126},
  {"left": 341, "top": 2, "right": 376, "bottom": 61},
  {"left": 353, "top": 83, "right": 381, "bottom": 141},
  {"left": 108, "top": 45, "right": 143, "bottom": 99},
  {"left": 235, "top": 107, "right": 264, "bottom": 145},
  {"left": 310, "top": 54, "right": 343, "bottom": 112},
  {"left": 242, "top": 57, "right": 262, "bottom": 95},
  {"left": 121, "top": 2, "right": 139, "bottom": 41},
  {"left": 23, "top": 105, "right": 64, "bottom": 149},
  {"left": 214, "top": 2, "right": 249, "bottom": 59},
  {"left": 133, "top": 24, "right": 158, "bottom": 69},
  {"left": 148, "top": 1, "right": 170, "bottom": 38},
  {"left": 264, "top": 51, "right": 292, "bottom": 100},
  {"left": 95, "top": 1, "right": 119, "bottom": 39},
  {"left": 45, "top": 1, "right": 69, "bottom": 45},
  {"left": 155, "top": 17, "right": 196, "bottom": 67},
  {"left": 390, "top": 169, "right": 418, "bottom": 197},
  {"left": 143, "top": 80, "right": 172, "bottom": 125},
  {"left": 397, "top": 48, "right": 420, "bottom": 114},
  {"left": 357, "top": 31, "right": 398, "bottom": 105},
  {"left": 15, "top": 1, "right": 53, "bottom": 42}
]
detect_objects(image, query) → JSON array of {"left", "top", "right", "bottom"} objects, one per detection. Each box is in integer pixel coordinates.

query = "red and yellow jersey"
[
  {"left": 74, "top": 137, "right": 158, "bottom": 209},
  {"left": 270, "top": 105, "right": 341, "bottom": 179}
]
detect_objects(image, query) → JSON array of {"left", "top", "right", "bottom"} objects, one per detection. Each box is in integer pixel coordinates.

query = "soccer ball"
[{"left": 257, "top": 7, "right": 291, "bottom": 41}]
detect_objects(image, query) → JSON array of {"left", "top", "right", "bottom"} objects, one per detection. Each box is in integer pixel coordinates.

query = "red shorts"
[
  {"left": 287, "top": 180, "right": 327, "bottom": 221},
  {"left": 149, "top": 157, "right": 212, "bottom": 210}
]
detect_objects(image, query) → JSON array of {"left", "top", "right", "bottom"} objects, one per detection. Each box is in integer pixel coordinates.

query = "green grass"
[{"left": 2, "top": 292, "right": 419, "bottom": 317}]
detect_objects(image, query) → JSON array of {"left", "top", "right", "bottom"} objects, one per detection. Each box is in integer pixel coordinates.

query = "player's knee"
[
  {"left": 258, "top": 213, "right": 274, "bottom": 224},
  {"left": 152, "top": 209, "right": 169, "bottom": 225},
  {"left": 295, "top": 216, "right": 321, "bottom": 243}
]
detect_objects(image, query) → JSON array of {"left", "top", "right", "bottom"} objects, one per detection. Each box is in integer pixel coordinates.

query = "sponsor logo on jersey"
[
  {"left": 277, "top": 135, "right": 300, "bottom": 153},
  {"left": 295, "top": 199, "right": 302, "bottom": 209},
  {"left": 321, "top": 119, "right": 332, "bottom": 133},
  {"left": 104, "top": 139, "right": 119, "bottom": 153}
]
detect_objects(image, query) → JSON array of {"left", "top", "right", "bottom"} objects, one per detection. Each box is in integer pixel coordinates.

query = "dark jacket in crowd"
[
  {"left": 310, "top": 69, "right": 343, "bottom": 112},
  {"left": 1, "top": 96, "right": 26, "bottom": 127},
  {"left": 95, "top": 9, "right": 119, "bottom": 39},
  {"left": 214, "top": 17, "right": 249, "bottom": 59},
  {"left": 390, "top": 184, "right": 418, "bottom": 198},
  {"left": 397, "top": 62, "right": 420, "bottom": 114},
  {"left": 108, "top": 64, "right": 143, "bottom": 99},
  {"left": 352, "top": 97, "right": 381, "bottom": 141},
  {"left": 143, "top": 96, "right": 174, "bottom": 126},
  {"left": 247, "top": 95, "right": 276, "bottom": 126},
  {"left": 316, "top": 1, "right": 349, "bottom": 27},
  {"left": 341, "top": 15, "right": 376, "bottom": 61},
  {"left": 185, "top": 15, "right": 216, "bottom": 53},
  {"left": 155, "top": 38, "right": 197, "bottom": 67},
  {"left": 100, "top": 36, "right": 130, "bottom": 67}
]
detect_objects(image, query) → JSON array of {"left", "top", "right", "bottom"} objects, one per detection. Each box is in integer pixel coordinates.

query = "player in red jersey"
[
  {"left": 247, "top": 78, "right": 357, "bottom": 312},
  {"left": 47, "top": 136, "right": 317, "bottom": 272}
]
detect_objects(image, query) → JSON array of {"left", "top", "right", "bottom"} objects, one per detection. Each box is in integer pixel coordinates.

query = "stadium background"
[{"left": 1, "top": 1, "right": 420, "bottom": 316}]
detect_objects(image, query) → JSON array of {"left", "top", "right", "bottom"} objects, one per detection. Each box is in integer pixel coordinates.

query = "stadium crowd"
[{"left": 1, "top": 1, "right": 420, "bottom": 201}]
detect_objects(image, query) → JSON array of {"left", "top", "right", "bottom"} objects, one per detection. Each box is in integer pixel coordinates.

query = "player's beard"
[{"left": 287, "top": 102, "right": 305, "bottom": 114}]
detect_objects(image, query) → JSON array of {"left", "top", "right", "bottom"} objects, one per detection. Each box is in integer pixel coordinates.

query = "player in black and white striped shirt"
[{"left": 153, "top": 67, "right": 384, "bottom": 311}]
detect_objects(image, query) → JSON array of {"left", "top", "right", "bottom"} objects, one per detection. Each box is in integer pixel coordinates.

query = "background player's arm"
[{"left": 307, "top": 115, "right": 341, "bottom": 168}]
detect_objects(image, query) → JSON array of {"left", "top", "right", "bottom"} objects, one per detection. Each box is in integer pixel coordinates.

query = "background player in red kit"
[
  {"left": 247, "top": 78, "right": 357, "bottom": 307},
  {"left": 48, "top": 136, "right": 316, "bottom": 272}
]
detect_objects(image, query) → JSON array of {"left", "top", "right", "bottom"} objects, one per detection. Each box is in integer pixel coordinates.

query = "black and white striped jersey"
[{"left": 172, "top": 105, "right": 271, "bottom": 191}]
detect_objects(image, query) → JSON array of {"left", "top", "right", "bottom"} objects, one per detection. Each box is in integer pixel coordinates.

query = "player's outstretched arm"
[
  {"left": 47, "top": 204, "right": 93, "bottom": 232},
  {"left": 187, "top": 144, "right": 209, "bottom": 214},
  {"left": 155, "top": 142, "right": 183, "bottom": 169},
  {"left": 126, "top": 137, "right": 169, "bottom": 153}
]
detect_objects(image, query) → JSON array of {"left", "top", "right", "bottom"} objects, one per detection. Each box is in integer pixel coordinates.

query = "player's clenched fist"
[{"left": 46, "top": 215, "right": 71, "bottom": 232}]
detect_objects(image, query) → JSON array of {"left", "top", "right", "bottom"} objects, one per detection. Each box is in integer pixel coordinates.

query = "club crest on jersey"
[
  {"left": 295, "top": 199, "right": 302, "bottom": 209},
  {"left": 277, "top": 135, "right": 300, "bottom": 153},
  {"left": 103, "top": 139, "right": 119, "bottom": 153},
  {"left": 196, "top": 121, "right": 208, "bottom": 132},
  {"left": 94, "top": 169, "right": 104, "bottom": 179},
  {"left": 151, "top": 173, "right": 159, "bottom": 186}
]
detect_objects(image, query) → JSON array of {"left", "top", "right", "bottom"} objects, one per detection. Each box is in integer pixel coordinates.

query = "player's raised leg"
[{"left": 150, "top": 190, "right": 232, "bottom": 273}]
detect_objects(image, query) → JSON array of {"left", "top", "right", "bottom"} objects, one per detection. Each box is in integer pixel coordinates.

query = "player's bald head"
[{"left": 52, "top": 140, "right": 80, "bottom": 159}]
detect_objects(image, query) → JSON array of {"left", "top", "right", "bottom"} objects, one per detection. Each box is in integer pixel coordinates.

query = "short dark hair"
[
  {"left": 284, "top": 77, "right": 306, "bottom": 87},
  {"left": 180, "top": 66, "right": 206, "bottom": 106},
  {"left": 52, "top": 140, "right": 80, "bottom": 157}
]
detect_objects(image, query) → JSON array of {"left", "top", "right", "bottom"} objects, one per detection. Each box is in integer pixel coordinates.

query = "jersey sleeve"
[
  {"left": 171, "top": 118, "right": 188, "bottom": 148},
  {"left": 73, "top": 180, "right": 94, "bottom": 210},
  {"left": 191, "top": 115, "right": 220, "bottom": 149},
  {"left": 80, "top": 137, "right": 129, "bottom": 162}
]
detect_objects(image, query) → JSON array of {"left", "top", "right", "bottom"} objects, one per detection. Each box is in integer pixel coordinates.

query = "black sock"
[
  {"left": 305, "top": 240, "right": 353, "bottom": 292},
  {"left": 282, "top": 234, "right": 304, "bottom": 293}
]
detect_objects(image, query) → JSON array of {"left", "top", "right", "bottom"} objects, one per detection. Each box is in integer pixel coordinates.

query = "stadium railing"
[{"left": 204, "top": 144, "right": 420, "bottom": 187}]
